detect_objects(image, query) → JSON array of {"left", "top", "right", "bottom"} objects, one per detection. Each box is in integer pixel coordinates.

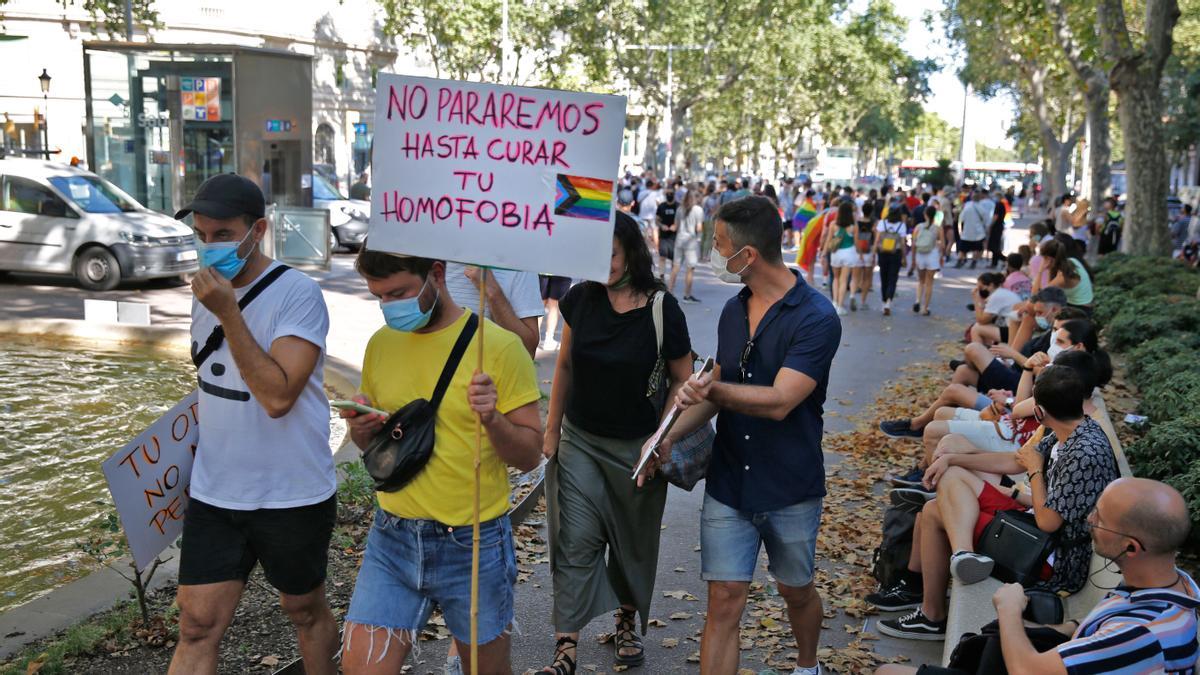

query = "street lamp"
[{"left": 38, "top": 69, "right": 51, "bottom": 160}]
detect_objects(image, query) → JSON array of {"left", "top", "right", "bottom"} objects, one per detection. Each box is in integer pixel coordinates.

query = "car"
[
  {"left": 313, "top": 162, "right": 340, "bottom": 191},
  {"left": 312, "top": 174, "right": 368, "bottom": 252},
  {"left": 0, "top": 158, "right": 198, "bottom": 290}
]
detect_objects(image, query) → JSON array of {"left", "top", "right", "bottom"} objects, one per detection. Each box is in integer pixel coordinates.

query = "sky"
[{"left": 850, "top": 0, "right": 1018, "bottom": 152}]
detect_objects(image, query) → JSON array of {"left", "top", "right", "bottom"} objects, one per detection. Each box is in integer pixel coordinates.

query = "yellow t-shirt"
[{"left": 361, "top": 309, "right": 540, "bottom": 525}]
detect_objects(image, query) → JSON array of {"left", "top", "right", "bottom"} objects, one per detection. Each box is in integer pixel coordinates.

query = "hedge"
[{"left": 1093, "top": 255, "right": 1200, "bottom": 538}]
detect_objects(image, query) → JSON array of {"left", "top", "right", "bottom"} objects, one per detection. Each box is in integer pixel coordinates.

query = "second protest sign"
[{"left": 368, "top": 74, "right": 627, "bottom": 282}]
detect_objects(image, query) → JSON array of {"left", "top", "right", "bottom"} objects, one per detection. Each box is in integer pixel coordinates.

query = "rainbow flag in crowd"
[
  {"left": 554, "top": 174, "right": 613, "bottom": 221},
  {"left": 792, "top": 199, "right": 818, "bottom": 230},
  {"left": 796, "top": 208, "right": 830, "bottom": 272}
]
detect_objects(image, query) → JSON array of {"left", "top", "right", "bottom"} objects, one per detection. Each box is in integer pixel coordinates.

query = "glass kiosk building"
[{"left": 81, "top": 42, "right": 313, "bottom": 216}]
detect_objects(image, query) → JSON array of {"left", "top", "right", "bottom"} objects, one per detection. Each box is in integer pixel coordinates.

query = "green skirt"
[{"left": 546, "top": 417, "right": 668, "bottom": 634}]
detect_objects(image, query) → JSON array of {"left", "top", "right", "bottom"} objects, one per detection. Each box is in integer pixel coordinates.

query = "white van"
[{"left": 0, "top": 159, "right": 198, "bottom": 290}]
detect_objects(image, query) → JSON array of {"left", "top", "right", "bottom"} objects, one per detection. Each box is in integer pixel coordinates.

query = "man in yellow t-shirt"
[{"left": 340, "top": 249, "right": 542, "bottom": 675}]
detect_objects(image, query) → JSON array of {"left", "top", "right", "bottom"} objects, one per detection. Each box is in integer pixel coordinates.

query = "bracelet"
[{"left": 1029, "top": 470, "right": 1043, "bottom": 482}]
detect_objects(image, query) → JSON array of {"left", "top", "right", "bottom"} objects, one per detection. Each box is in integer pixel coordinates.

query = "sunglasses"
[{"left": 739, "top": 340, "right": 755, "bottom": 384}]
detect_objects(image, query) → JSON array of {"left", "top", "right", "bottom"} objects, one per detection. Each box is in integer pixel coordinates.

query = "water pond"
[{"left": 0, "top": 336, "right": 346, "bottom": 612}]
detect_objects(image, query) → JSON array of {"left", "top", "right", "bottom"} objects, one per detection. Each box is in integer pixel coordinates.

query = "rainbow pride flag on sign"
[
  {"left": 792, "top": 198, "right": 818, "bottom": 230},
  {"left": 555, "top": 174, "right": 614, "bottom": 221}
]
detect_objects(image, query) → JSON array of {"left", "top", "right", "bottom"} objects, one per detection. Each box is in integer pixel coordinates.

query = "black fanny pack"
[{"left": 362, "top": 313, "right": 478, "bottom": 492}]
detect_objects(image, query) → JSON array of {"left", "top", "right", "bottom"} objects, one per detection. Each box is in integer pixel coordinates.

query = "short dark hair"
[
  {"left": 1055, "top": 305, "right": 1089, "bottom": 322},
  {"left": 1033, "top": 286, "right": 1068, "bottom": 306},
  {"left": 1052, "top": 349, "right": 1106, "bottom": 392},
  {"left": 1034, "top": 362, "right": 1088, "bottom": 421},
  {"left": 1030, "top": 222, "right": 1050, "bottom": 238},
  {"left": 716, "top": 196, "right": 783, "bottom": 263},
  {"left": 978, "top": 272, "right": 1005, "bottom": 287},
  {"left": 355, "top": 248, "right": 437, "bottom": 279},
  {"left": 1006, "top": 252, "right": 1024, "bottom": 270}
]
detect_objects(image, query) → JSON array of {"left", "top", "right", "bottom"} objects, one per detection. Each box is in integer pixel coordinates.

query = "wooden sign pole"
[{"left": 471, "top": 270, "right": 488, "bottom": 671}]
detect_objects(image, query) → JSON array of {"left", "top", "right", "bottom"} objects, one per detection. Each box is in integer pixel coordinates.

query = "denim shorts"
[
  {"left": 700, "top": 493, "right": 823, "bottom": 588},
  {"left": 345, "top": 510, "right": 517, "bottom": 644}
]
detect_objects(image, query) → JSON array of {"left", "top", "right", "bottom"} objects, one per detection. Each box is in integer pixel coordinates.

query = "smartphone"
[{"left": 330, "top": 400, "right": 389, "bottom": 417}]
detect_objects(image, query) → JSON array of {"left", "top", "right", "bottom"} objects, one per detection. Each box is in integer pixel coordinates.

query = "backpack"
[
  {"left": 914, "top": 222, "right": 938, "bottom": 253},
  {"left": 854, "top": 223, "right": 873, "bottom": 253},
  {"left": 879, "top": 222, "right": 906, "bottom": 253},
  {"left": 870, "top": 503, "right": 918, "bottom": 589}
]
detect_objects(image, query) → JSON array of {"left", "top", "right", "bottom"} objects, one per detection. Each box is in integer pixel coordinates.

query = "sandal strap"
[{"left": 540, "top": 636, "right": 578, "bottom": 675}]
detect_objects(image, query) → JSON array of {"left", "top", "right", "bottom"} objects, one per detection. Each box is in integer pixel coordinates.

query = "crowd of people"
[
  {"left": 168, "top": 174, "right": 844, "bottom": 675},
  {"left": 161, "top": 169, "right": 1197, "bottom": 675},
  {"left": 846, "top": 192, "right": 1200, "bottom": 671}
]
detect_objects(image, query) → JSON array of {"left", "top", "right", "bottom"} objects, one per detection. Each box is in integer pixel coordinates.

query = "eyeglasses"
[
  {"left": 739, "top": 340, "right": 755, "bottom": 383},
  {"left": 1087, "top": 507, "right": 1145, "bottom": 552}
]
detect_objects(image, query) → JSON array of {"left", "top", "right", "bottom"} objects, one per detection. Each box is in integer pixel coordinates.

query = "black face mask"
[{"left": 980, "top": 288, "right": 991, "bottom": 299}]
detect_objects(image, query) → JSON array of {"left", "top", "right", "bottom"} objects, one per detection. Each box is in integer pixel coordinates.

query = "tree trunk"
[
  {"left": 643, "top": 115, "right": 660, "bottom": 177},
  {"left": 1083, "top": 85, "right": 1112, "bottom": 209},
  {"left": 1114, "top": 77, "right": 1172, "bottom": 254},
  {"left": 670, "top": 107, "right": 689, "bottom": 179}
]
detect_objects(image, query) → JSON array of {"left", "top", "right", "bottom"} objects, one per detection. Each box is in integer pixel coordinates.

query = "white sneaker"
[
  {"left": 792, "top": 665, "right": 822, "bottom": 675},
  {"left": 950, "top": 551, "right": 995, "bottom": 584},
  {"left": 541, "top": 338, "right": 559, "bottom": 351},
  {"left": 835, "top": 305, "right": 849, "bottom": 316}
]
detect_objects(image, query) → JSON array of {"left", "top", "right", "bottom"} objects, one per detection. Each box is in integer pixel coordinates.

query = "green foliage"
[
  {"left": 0, "top": 602, "right": 140, "bottom": 675},
  {"left": 337, "top": 460, "right": 377, "bottom": 515},
  {"left": 1098, "top": 255, "right": 1200, "bottom": 539},
  {"left": 921, "top": 160, "right": 956, "bottom": 190}
]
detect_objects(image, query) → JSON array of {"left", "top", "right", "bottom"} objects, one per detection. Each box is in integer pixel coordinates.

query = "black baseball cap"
[{"left": 174, "top": 173, "right": 266, "bottom": 221}]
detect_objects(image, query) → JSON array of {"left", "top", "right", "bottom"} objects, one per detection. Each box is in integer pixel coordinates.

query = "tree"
[
  {"left": 1097, "top": 0, "right": 1181, "bottom": 254},
  {"left": 1043, "top": 0, "right": 1112, "bottom": 210},
  {"left": 944, "top": 0, "right": 1085, "bottom": 199}
]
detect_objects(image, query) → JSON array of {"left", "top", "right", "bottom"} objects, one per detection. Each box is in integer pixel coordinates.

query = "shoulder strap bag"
[
  {"left": 191, "top": 264, "right": 292, "bottom": 368},
  {"left": 361, "top": 313, "right": 479, "bottom": 492},
  {"left": 649, "top": 292, "right": 716, "bottom": 491}
]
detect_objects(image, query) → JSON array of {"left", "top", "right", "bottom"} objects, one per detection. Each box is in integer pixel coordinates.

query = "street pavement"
[{"left": 0, "top": 220, "right": 1033, "bottom": 672}]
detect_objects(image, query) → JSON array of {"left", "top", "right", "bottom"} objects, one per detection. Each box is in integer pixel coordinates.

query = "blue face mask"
[
  {"left": 1036, "top": 315, "right": 1051, "bottom": 330},
  {"left": 380, "top": 278, "right": 438, "bottom": 332},
  {"left": 198, "top": 226, "right": 256, "bottom": 280}
]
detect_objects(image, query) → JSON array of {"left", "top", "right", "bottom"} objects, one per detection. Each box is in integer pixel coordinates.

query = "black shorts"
[
  {"left": 179, "top": 495, "right": 336, "bottom": 595},
  {"left": 539, "top": 275, "right": 571, "bottom": 301},
  {"left": 659, "top": 235, "right": 676, "bottom": 260},
  {"left": 978, "top": 357, "right": 1022, "bottom": 393},
  {"left": 998, "top": 324, "right": 1010, "bottom": 343},
  {"left": 959, "top": 239, "right": 984, "bottom": 252}
]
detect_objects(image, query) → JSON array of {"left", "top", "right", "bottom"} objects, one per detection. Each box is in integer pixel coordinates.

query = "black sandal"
[
  {"left": 614, "top": 608, "right": 645, "bottom": 667},
  {"left": 540, "top": 635, "right": 578, "bottom": 675}
]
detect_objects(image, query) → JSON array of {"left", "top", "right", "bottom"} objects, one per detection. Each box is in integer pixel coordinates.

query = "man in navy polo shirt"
[{"left": 649, "top": 196, "right": 841, "bottom": 675}]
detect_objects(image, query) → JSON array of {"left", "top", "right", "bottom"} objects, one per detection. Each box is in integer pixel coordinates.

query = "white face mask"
[
  {"left": 1047, "top": 330, "right": 1067, "bottom": 361},
  {"left": 710, "top": 245, "right": 750, "bottom": 284}
]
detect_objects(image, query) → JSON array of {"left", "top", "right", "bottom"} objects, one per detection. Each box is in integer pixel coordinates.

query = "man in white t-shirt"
[
  {"left": 170, "top": 174, "right": 338, "bottom": 675},
  {"left": 969, "top": 271, "right": 1022, "bottom": 345},
  {"left": 444, "top": 264, "right": 543, "bottom": 357},
  {"left": 955, "top": 189, "right": 991, "bottom": 269}
]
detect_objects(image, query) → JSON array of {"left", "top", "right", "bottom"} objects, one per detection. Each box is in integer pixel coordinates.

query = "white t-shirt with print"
[
  {"left": 444, "top": 264, "right": 544, "bottom": 320},
  {"left": 984, "top": 287, "right": 1022, "bottom": 323},
  {"left": 189, "top": 262, "right": 335, "bottom": 510}
]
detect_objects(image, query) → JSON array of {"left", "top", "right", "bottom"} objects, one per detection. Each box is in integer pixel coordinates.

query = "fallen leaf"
[
  {"left": 661, "top": 638, "right": 679, "bottom": 648},
  {"left": 260, "top": 655, "right": 280, "bottom": 667},
  {"left": 670, "top": 612, "right": 692, "bottom": 620}
]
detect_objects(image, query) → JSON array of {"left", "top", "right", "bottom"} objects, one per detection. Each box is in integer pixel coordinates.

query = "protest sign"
[
  {"left": 368, "top": 74, "right": 627, "bottom": 282},
  {"left": 101, "top": 390, "right": 199, "bottom": 571}
]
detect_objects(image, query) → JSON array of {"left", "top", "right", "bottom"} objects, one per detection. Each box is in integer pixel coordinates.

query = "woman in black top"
[{"left": 540, "top": 211, "right": 694, "bottom": 675}]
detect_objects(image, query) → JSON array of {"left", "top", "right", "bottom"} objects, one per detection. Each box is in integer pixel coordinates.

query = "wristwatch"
[{"left": 1005, "top": 396, "right": 1015, "bottom": 408}]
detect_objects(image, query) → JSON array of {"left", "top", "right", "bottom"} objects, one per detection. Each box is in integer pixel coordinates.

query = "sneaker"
[
  {"left": 879, "top": 419, "right": 923, "bottom": 439},
  {"left": 541, "top": 338, "right": 560, "bottom": 351},
  {"left": 954, "top": 258, "right": 966, "bottom": 269},
  {"left": 865, "top": 577, "right": 924, "bottom": 612},
  {"left": 966, "top": 303, "right": 976, "bottom": 311},
  {"left": 877, "top": 609, "right": 946, "bottom": 641},
  {"left": 890, "top": 487, "right": 935, "bottom": 510},
  {"left": 912, "top": 302, "right": 921, "bottom": 314},
  {"left": 791, "top": 665, "right": 822, "bottom": 675},
  {"left": 950, "top": 551, "right": 995, "bottom": 584},
  {"left": 948, "top": 358, "right": 965, "bottom": 372},
  {"left": 907, "top": 268, "right": 915, "bottom": 277},
  {"left": 444, "top": 655, "right": 464, "bottom": 675},
  {"left": 836, "top": 305, "right": 849, "bottom": 316},
  {"left": 861, "top": 298, "right": 870, "bottom": 310},
  {"left": 970, "top": 259, "right": 978, "bottom": 269},
  {"left": 683, "top": 295, "right": 701, "bottom": 304},
  {"left": 850, "top": 297, "right": 858, "bottom": 311},
  {"left": 886, "top": 466, "right": 926, "bottom": 488},
  {"left": 883, "top": 305, "right": 891, "bottom": 316}
]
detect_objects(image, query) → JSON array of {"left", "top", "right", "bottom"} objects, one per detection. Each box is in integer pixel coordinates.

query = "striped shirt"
[{"left": 1057, "top": 569, "right": 1200, "bottom": 674}]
